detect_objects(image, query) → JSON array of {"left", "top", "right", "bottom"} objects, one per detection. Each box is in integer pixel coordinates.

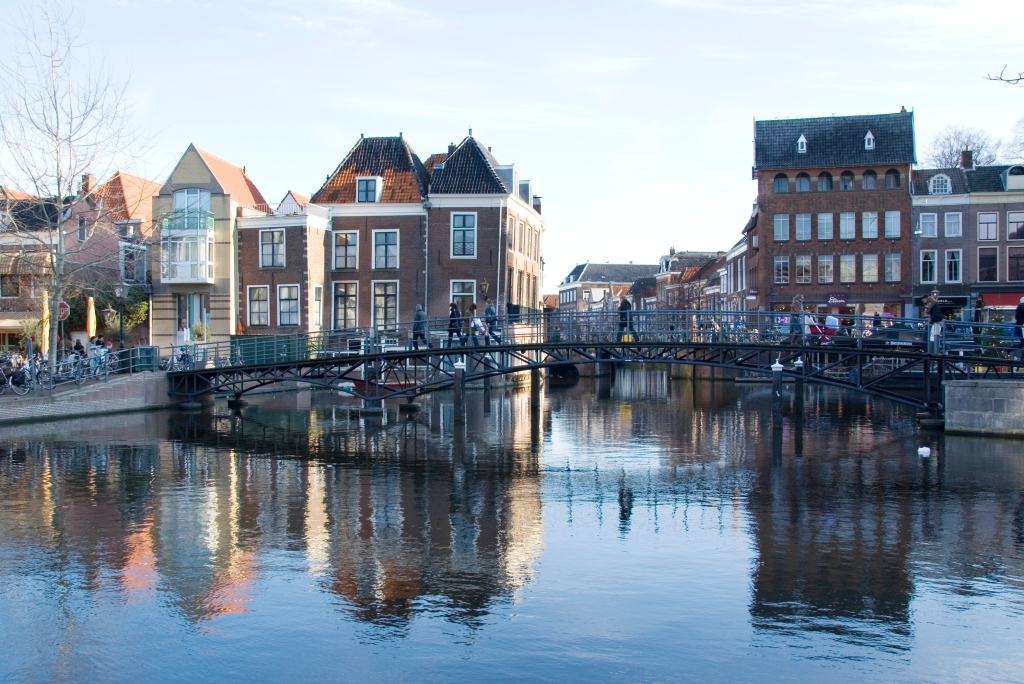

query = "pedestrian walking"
[
  {"left": 873, "top": 312, "right": 882, "bottom": 328},
  {"left": 468, "top": 303, "right": 483, "bottom": 346},
  {"left": 412, "top": 304, "right": 429, "bottom": 350},
  {"left": 1015, "top": 296, "right": 1024, "bottom": 359},
  {"left": 924, "top": 296, "right": 943, "bottom": 353},
  {"left": 447, "top": 302, "right": 464, "bottom": 348},
  {"left": 788, "top": 296, "right": 804, "bottom": 345},
  {"left": 618, "top": 295, "right": 634, "bottom": 342},
  {"left": 484, "top": 298, "right": 501, "bottom": 345}
]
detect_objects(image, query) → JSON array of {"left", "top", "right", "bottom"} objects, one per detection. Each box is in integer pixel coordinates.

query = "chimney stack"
[
  {"left": 448, "top": 142, "right": 456, "bottom": 154},
  {"left": 669, "top": 246, "right": 676, "bottom": 256},
  {"left": 79, "top": 173, "right": 94, "bottom": 198},
  {"left": 961, "top": 148, "right": 974, "bottom": 170}
]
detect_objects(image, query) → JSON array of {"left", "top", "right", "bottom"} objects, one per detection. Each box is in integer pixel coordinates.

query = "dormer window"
[
  {"left": 865, "top": 131, "right": 875, "bottom": 150},
  {"left": 356, "top": 177, "right": 383, "bottom": 203},
  {"left": 929, "top": 174, "right": 951, "bottom": 195},
  {"left": 797, "top": 135, "right": 807, "bottom": 154}
]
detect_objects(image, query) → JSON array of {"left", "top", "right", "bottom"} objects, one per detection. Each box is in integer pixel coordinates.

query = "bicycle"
[
  {"left": 163, "top": 346, "right": 194, "bottom": 372},
  {"left": 0, "top": 362, "right": 31, "bottom": 396}
]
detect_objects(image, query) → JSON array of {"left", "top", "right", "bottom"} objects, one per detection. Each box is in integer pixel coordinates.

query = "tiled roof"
[
  {"left": 97, "top": 172, "right": 162, "bottom": 234},
  {"left": 423, "top": 153, "right": 449, "bottom": 176},
  {"left": 962, "top": 165, "right": 1024, "bottom": 193},
  {"left": 284, "top": 190, "right": 310, "bottom": 205},
  {"left": 666, "top": 251, "right": 720, "bottom": 273},
  {"left": 755, "top": 111, "right": 915, "bottom": 170},
  {"left": 193, "top": 147, "right": 268, "bottom": 209},
  {"left": 0, "top": 187, "right": 36, "bottom": 201},
  {"left": 311, "top": 136, "right": 429, "bottom": 204},
  {"left": 543, "top": 294, "right": 559, "bottom": 309},
  {"left": 578, "top": 263, "right": 659, "bottom": 283},
  {"left": 428, "top": 137, "right": 507, "bottom": 195},
  {"left": 910, "top": 168, "right": 970, "bottom": 196}
]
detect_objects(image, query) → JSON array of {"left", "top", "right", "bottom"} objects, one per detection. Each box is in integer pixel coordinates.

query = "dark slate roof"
[
  {"left": 666, "top": 251, "right": 720, "bottom": 272},
  {"left": 966, "top": 166, "right": 1008, "bottom": 192},
  {"left": 577, "top": 263, "right": 659, "bottom": 283},
  {"left": 628, "top": 276, "right": 657, "bottom": 295},
  {"left": 910, "top": 168, "right": 970, "bottom": 196},
  {"left": 428, "top": 137, "right": 508, "bottom": 194},
  {"left": 0, "top": 196, "right": 66, "bottom": 231},
  {"left": 563, "top": 263, "right": 587, "bottom": 283},
  {"left": 311, "top": 136, "right": 429, "bottom": 203},
  {"left": 755, "top": 111, "right": 915, "bottom": 170}
]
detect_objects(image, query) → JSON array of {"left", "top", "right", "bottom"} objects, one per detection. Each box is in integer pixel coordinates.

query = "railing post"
[
  {"left": 771, "top": 358, "right": 783, "bottom": 431},
  {"left": 794, "top": 357, "right": 804, "bottom": 415}
]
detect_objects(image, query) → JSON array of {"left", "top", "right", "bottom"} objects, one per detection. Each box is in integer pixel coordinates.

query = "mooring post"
[
  {"left": 793, "top": 357, "right": 804, "bottom": 415},
  {"left": 453, "top": 360, "right": 466, "bottom": 424},
  {"left": 771, "top": 358, "right": 784, "bottom": 430},
  {"left": 530, "top": 366, "right": 541, "bottom": 410}
]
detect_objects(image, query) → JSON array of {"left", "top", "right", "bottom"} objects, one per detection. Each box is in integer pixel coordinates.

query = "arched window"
[
  {"left": 885, "top": 169, "right": 900, "bottom": 189},
  {"left": 863, "top": 170, "right": 877, "bottom": 190},
  {"left": 795, "top": 173, "right": 810, "bottom": 192},
  {"left": 929, "top": 174, "right": 951, "bottom": 195},
  {"left": 773, "top": 173, "right": 789, "bottom": 193},
  {"left": 840, "top": 171, "right": 855, "bottom": 191},
  {"left": 1009, "top": 166, "right": 1024, "bottom": 176},
  {"left": 817, "top": 172, "right": 832, "bottom": 191}
]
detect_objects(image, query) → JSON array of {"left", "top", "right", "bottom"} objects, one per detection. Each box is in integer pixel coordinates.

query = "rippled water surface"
[{"left": 2, "top": 372, "right": 1024, "bottom": 682}]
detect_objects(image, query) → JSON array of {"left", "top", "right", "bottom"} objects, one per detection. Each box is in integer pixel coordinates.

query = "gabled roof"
[
  {"left": 576, "top": 263, "right": 659, "bottom": 284},
  {"left": 664, "top": 251, "right": 720, "bottom": 273},
  {"left": 193, "top": 146, "right": 268, "bottom": 208},
  {"left": 283, "top": 190, "right": 310, "bottom": 205},
  {"left": 543, "top": 294, "right": 559, "bottom": 309},
  {"left": 311, "top": 135, "right": 429, "bottom": 204},
  {"left": 428, "top": 137, "right": 508, "bottom": 195},
  {"left": 0, "top": 187, "right": 36, "bottom": 201},
  {"left": 97, "top": 172, "right": 162, "bottom": 227},
  {"left": 910, "top": 168, "right": 970, "bottom": 196},
  {"left": 755, "top": 111, "right": 915, "bottom": 170},
  {"left": 963, "top": 165, "right": 1024, "bottom": 193},
  {"left": 423, "top": 153, "right": 449, "bottom": 175}
]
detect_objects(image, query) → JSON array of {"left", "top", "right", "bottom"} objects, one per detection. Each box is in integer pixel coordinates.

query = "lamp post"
[{"left": 114, "top": 286, "right": 126, "bottom": 350}]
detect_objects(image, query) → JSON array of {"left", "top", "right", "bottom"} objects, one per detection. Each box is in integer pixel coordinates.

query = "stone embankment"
[{"left": 945, "top": 380, "right": 1024, "bottom": 437}]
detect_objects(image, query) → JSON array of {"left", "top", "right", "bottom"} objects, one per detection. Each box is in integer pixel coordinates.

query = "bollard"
[
  {"left": 771, "top": 358, "right": 784, "bottom": 430},
  {"left": 793, "top": 357, "right": 804, "bottom": 415},
  {"left": 453, "top": 361, "right": 465, "bottom": 424},
  {"left": 530, "top": 367, "right": 541, "bottom": 409}
]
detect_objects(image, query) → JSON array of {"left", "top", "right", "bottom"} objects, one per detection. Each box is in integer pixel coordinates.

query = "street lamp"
[{"left": 114, "top": 285, "right": 126, "bottom": 350}]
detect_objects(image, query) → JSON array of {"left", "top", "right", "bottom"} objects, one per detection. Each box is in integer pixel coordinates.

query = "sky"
[{"left": 20, "top": 0, "right": 1024, "bottom": 289}]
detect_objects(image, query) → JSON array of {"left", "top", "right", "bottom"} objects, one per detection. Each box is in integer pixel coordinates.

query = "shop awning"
[{"left": 979, "top": 293, "right": 1024, "bottom": 308}]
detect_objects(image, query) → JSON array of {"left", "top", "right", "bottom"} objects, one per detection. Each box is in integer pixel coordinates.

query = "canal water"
[{"left": 1, "top": 371, "right": 1023, "bottom": 682}]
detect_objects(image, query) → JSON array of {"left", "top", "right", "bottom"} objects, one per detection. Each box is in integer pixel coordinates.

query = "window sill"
[
  {"left": 450, "top": 255, "right": 477, "bottom": 260},
  {"left": 260, "top": 266, "right": 286, "bottom": 270}
]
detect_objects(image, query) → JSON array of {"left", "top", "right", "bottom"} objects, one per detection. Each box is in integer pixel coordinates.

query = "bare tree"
[
  {"left": 986, "top": 66, "right": 1024, "bottom": 86},
  {"left": 1003, "top": 116, "right": 1024, "bottom": 163},
  {"left": 0, "top": 1, "right": 145, "bottom": 372},
  {"left": 925, "top": 125, "right": 1000, "bottom": 168}
]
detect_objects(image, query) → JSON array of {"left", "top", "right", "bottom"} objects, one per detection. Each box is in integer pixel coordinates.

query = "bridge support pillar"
[
  {"left": 530, "top": 367, "right": 542, "bottom": 409},
  {"left": 794, "top": 358, "right": 804, "bottom": 415},
  {"left": 453, "top": 366, "right": 465, "bottom": 424},
  {"left": 771, "top": 359, "right": 784, "bottom": 431},
  {"left": 360, "top": 399, "right": 383, "bottom": 417}
]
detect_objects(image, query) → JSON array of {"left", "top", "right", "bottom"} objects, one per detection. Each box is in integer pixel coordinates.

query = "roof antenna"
[{"left": 399, "top": 131, "right": 403, "bottom": 138}]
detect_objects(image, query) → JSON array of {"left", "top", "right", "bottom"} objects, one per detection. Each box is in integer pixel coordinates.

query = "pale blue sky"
[{"left": 73, "top": 0, "right": 1024, "bottom": 288}]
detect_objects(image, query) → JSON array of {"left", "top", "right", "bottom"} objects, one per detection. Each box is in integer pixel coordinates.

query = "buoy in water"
[{"left": 918, "top": 446, "right": 931, "bottom": 458}]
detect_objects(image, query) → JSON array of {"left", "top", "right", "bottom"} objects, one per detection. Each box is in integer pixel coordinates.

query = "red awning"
[{"left": 980, "top": 292, "right": 1024, "bottom": 307}]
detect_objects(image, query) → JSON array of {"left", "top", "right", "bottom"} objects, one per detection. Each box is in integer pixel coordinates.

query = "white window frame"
[
  {"left": 333, "top": 230, "right": 358, "bottom": 270},
  {"left": 839, "top": 254, "right": 856, "bottom": 283},
  {"left": 277, "top": 284, "right": 300, "bottom": 327},
  {"left": 862, "top": 212, "right": 878, "bottom": 239},
  {"left": 865, "top": 131, "right": 875, "bottom": 150},
  {"left": 450, "top": 279, "right": 477, "bottom": 310},
  {"left": 259, "top": 229, "right": 285, "bottom": 268},
  {"left": 944, "top": 249, "right": 962, "bottom": 284},
  {"left": 862, "top": 254, "right": 879, "bottom": 283},
  {"left": 119, "top": 242, "right": 147, "bottom": 283},
  {"left": 796, "top": 134, "right": 807, "bottom": 154},
  {"left": 884, "top": 211, "right": 901, "bottom": 239},
  {"left": 371, "top": 280, "right": 399, "bottom": 329},
  {"left": 1008, "top": 246, "right": 1024, "bottom": 282},
  {"left": 978, "top": 246, "right": 999, "bottom": 283},
  {"left": 247, "top": 285, "right": 270, "bottom": 327},
  {"left": 884, "top": 253, "right": 901, "bottom": 283},
  {"left": 839, "top": 212, "right": 856, "bottom": 240},
  {"left": 355, "top": 176, "right": 384, "bottom": 203},
  {"left": 795, "top": 214, "right": 811, "bottom": 241},
  {"left": 817, "top": 213, "right": 833, "bottom": 241},
  {"left": 313, "top": 285, "right": 323, "bottom": 328},
  {"left": 332, "top": 281, "right": 358, "bottom": 329},
  {"left": 978, "top": 212, "right": 998, "bottom": 241},
  {"left": 944, "top": 212, "right": 962, "bottom": 238},
  {"left": 1007, "top": 211, "right": 1024, "bottom": 241},
  {"left": 919, "top": 213, "right": 937, "bottom": 238},
  {"left": 795, "top": 255, "right": 812, "bottom": 284},
  {"left": 773, "top": 256, "right": 789, "bottom": 284},
  {"left": 929, "top": 174, "right": 951, "bottom": 195},
  {"left": 450, "top": 212, "right": 478, "bottom": 259},
  {"left": 773, "top": 214, "right": 789, "bottom": 242},
  {"left": 920, "top": 250, "right": 937, "bottom": 285},
  {"left": 818, "top": 255, "right": 834, "bottom": 284},
  {"left": 372, "top": 229, "right": 399, "bottom": 269}
]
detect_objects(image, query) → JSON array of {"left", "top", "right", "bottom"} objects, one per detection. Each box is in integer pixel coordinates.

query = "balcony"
[{"left": 159, "top": 211, "right": 215, "bottom": 284}]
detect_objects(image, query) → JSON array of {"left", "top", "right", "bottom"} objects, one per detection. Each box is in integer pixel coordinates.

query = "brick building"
[{"left": 748, "top": 111, "right": 916, "bottom": 318}]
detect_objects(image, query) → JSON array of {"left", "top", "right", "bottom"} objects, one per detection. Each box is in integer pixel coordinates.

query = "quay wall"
[
  {"left": 0, "top": 373, "right": 181, "bottom": 426},
  {"left": 945, "top": 380, "right": 1024, "bottom": 437}
]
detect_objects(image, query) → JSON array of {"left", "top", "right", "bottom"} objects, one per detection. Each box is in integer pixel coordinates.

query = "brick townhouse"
[{"left": 748, "top": 110, "right": 916, "bottom": 318}]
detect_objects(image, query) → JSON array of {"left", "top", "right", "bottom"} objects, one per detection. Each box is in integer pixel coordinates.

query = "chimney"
[
  {"left": 961, "top": 148, "right": 974, "bottom": 170},
  {"left": 79, "top": 173, "right": 94, "bottom": 198},
  {"left": 448, "top": 142, "right": 455, "bottom": 154},
  {"left": 669, "top": 246, "right": 676, "bottom": 256}
]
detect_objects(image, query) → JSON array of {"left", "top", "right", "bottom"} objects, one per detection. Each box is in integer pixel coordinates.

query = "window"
[
  {"left": 795, "top": 255, "right": 811, "bottom": 283},
  {"left": 507, "top": 217, "right": 515, "bottom": 251},
  {"left": 120, "top": 244, "right": 146, "bottom": 283},
  {"left": 260, "top": 229, "right": 285, "bottom": 267},
  {"left": 943, "top": 212, "right": 962, "bottom": 238},
  {"left": 516, "top": 270, "right": 524, "bottom": 304},
  {"left": 334, "top": 231, "right": 358, "bottom": 269},
  {"left": 77, "top": 215, "right": 86, "bottom": 241},
  {"left": 0, "top": 275, "right": 20, "bottom": 297},
  {"left": 817, "top": 213, "right": 833, "bottom": 240},
  {"left": 333, "top": 282, "right": 357, "bottom": 329},
  {"left": 840, "top": 171, "right": 855, "bottom": 191},
  {"left": 919, "top": 213, "right": 937, "bottom": 238},
  {"left": 373, "top": 230, "right": 398, "bottom": 269},
  {"left": 118, "top": 222, "right": 136, "bottom": 239},
  {"left": 839, "top": 212, "right": 855, "bottom": 240},
  {"left": 885, "top": 169, "right": 900, "bottom": 189},
  {"left": 840, "top": 254, "right": 856, "bottom": 283},
  {"left": 248, "top": 286, "right": 269, "bottom": 326},
  {"left": 929, "top": 174, "right": 951, "bottom": 195},
  {"left": 885, "top": 211, "right": 901, "bottom": 238},
  {"left": 1009, "top": 247, "right": 1024, "bottom": 281},
  {"left": 518, "top": 221, "right": 525, "bottom": 252},
  {"left": 978, "top": 213, "right": 998, "bottom": 241},
  {"left": 451, "top": 280, "right": 475, "bottom": 315},
  {"left": 920, "top": 250, "right": 937, "bottom": 284},
  {"left": 863, "top": 170, "right": 878, "bottom": 190},
  {"left": 1008, "top": 212, "right": 1024, "bottom": 241},
  {"left": 373, "top": 282, "right": 398, "bottom": 328},
  {"left": 773, "top": 214, "right": 789, "bottom": 241},
  {"left": 507, "top": 267, "right": 515, "bottom": 303},
  {"left": 171, "top": 189, "right": 212, "bottom": 231},
  {"left": 865, "top": 131, "right": 875, "bottom": 150},
  {"left": 797, "top": 135, "right": 807, "bottom": 154},
  {"left": 533, "top": 231, "right": 540, "bottom": 261},
  {"left": 862, "top": 254, "right": 879, "bottom": 282},
  {"left": 862, "top": 212, "right": 878, "bottom": 239},
  {"left": 452, "top": 213, "right": 476, "bottom": 257},
  {"left": 818, "top": 255, "right": 833, "bottom": 283},
  {"left": 773, "top": 174, "right": 788, "bottom": 193},
  {"left": 356, "top": 178, "right": 378, "bottom": 203},
  {"left": 978, "top": 247, "right": 998, "bottom": 282},
  {"left": 945, "top": 250, "right": 961, "bottom": 283},
  {"left": 313, "top": 286, "right": 322, "bottom": 327},
  {"left": 795, "top": 214, "right": 811, "bottom": 241},
  {"left": 773, "top": 256, "right": 789, "bottom": 284},
  {"left": 278, "top": 285, "right": 299, "bottom": 326},
  {"left": 795, "top": 173, "right": 810, "bottom": 192},
  {"left": 817, "top": 172, "right": 833, "bottom": 191},
  {"left": 884, "top": 253, "right": 900, "bottom": 282}
]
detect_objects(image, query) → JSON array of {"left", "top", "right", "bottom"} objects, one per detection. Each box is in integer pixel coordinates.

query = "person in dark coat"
[
  {"left": 618, "top": 296, "right": 634, "bottom": 341},
  {"left": 447, "top": 301, "right": 464, "bottom": 348},
  {"left": 926, "top": 296, "right": 943, "bottom": 354},
  {"left": 484, "top": 297, "right": 500, "bottom": 345},
  {"left": 411, "top": 304, "right": 429, "bottom": 350},
  {"left": 1015, "top": 296, "right": 1024, "bottom": 358}
]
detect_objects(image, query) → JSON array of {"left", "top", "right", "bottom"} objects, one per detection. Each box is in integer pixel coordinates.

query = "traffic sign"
[{"left": 57, "top": 300, "right": 70, "bottom": 321}]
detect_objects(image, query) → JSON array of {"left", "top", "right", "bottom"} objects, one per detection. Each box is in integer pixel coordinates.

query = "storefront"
[
  {"left": 912, "top": 295, "right": 970, "bottom": 321},
  {"left": 773, "top": 293, "right": 902, "bottom": 323},
  {"left": 975, "top": 292, "right": 1024, "bottom": 323}
]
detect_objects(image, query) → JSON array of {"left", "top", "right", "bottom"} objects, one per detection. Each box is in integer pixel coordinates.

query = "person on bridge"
[
  {"left": 618, "top": 296, "right": 634, "bottom": 342},
  {"left": 467, "top": 303, "right": 483, "bottom": 346},
  {"left": 788, "top": 296, "right": 804, "bottom": 345},
  {"left": 412, "top": 304, "right": 429, "bottom": 350},
  {"left": 1015, "top": 296, "right": 1024, "bottom": 358},
  {"left": 925, "top": 296, "right": 943, "bottom": 354},
  {"left": 484, "top": 298, "right": 501, "bottom": 345},
  {"left": 447, "top": 302, "right": 464, "bottom": 348}
]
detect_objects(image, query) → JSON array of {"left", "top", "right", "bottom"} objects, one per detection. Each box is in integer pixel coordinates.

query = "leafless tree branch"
[{"left": 986, "top": 66, "right": 1024, "bottom": 86}]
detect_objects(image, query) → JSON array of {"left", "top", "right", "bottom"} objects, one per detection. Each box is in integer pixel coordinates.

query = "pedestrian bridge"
[{"left": 166, "top": 310, "right": 1024, "bottom": 414}]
